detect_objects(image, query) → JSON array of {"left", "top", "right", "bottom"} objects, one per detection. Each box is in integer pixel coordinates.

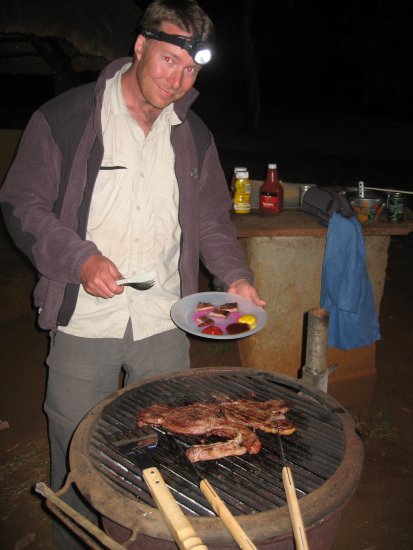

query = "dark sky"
[
  {"left": 1, "top": 0, "right": 412, "bottom": 127},
  {"left": 195, "top": 0, "right": 413, "bottom": 121}
]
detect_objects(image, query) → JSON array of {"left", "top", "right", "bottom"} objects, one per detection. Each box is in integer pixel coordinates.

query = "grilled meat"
[
  {"left": 137, "top": 397, "right": 296, "bottom": 462},
  {"left": 220, "top": 398, "right": 293, "bottom": 433},
  {"left": 219, "top": 302, "right": 238, "bottom": 312},
  {"left": 195, "top": 316, "right": 215, "bottom": 327},
  {"left": 195, "top": 302, "right": 214, "bottom": 311},
  {"left": 210, "top": 308, "right": 230, "bottom": 318},
  {"left": 186, "top": 426, "right": 261, "bottom": 462},
  {"left": 138, "top": 402, "right": 224, "bottom": 435},
  {"left": 136, "top": 402, "right": 173, "bottom": 425}
]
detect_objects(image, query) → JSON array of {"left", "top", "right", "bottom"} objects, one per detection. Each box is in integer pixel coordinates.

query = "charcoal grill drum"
[{"left": 70, "top": 367, "right": 363, "bottom": 548}]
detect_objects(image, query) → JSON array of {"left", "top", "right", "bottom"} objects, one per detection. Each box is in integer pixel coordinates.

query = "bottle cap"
[
  {"left": 234, "top": 166, "right": 247, "bottom": 173},
  {"left": 268, "top": 163, "right": 277, "bottom": 169},
  {"left": 237, "top": 171, "right": 249, "bottom": 178}
]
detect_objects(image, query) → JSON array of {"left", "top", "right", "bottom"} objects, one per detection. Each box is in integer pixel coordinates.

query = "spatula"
[
  {"left": 167, "top": 435, "right": 258, "bottom": 550},
  {"left": 110, "top": 429, "right": 208, "bottom": 550}
]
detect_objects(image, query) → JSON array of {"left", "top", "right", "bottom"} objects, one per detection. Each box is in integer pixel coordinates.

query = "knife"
[
  {"left": 276, "top": 428, "right": 310, "bottom": 550},
  {"left": 168, "top": 435, "right": 258, "bottom": 550},
  {"left": 110, "top": 429, "right": 208, "bottom": 550}
]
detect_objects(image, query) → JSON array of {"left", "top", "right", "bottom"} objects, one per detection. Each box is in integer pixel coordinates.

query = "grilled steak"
[
  {"left": 137, "top": 403, "right": 173, "bottom": 425},
  {"left": 138, "top": 402, "right": 225, "bottom": 435},
  {"left": 220, "top": 398, "right": 295, "bottom": 434},
  {"left": 186, "top": 426, "right": 261, "bottom": 462},
  {"left": 209, "top": 308, "right": 230, "bottom": 318},
  {"left": 137, "top": 397, "right": 296, "bottom": 462},
  {"left": 195, "top": 302, "right": 214, "bottom": 311},
  {"left": 219, "top": 302, "right": 238, "bottom": 312},
  {"left": 195, "top": 316, "right": 215, "bottom": 327}
]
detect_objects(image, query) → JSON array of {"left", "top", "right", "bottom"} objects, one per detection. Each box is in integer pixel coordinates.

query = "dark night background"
[
  {"left": 198, "top": 0, "right": 413, "bottom": 191},
  {"left": 2, "top": 1, "right": 413, "bottom": 121},
  {"left": 203, "top": 0, "right": 413, "bottom": 121},
  {"left": 0, "top": 0, "right": 413, "bottom": 189},
  {"left": 1, "top": 0, "right": 413, "bottom": 188}
]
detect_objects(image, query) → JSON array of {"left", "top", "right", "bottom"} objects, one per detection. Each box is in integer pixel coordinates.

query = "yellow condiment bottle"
[
  {"left": 230, "top": 166, "right": 247, "bottom": 194},
  {"left": 233, "top": 170, "right": 251, "bottom": 214}
]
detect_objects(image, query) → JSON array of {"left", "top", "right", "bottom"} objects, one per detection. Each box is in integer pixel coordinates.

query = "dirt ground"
[{"left": 1, "top": 109, "right": 413, "bottom": 549}]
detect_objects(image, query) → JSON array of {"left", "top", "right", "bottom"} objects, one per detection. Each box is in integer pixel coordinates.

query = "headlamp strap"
[{"left": 142, "top": 29, "right": 211, "bottom": 65}]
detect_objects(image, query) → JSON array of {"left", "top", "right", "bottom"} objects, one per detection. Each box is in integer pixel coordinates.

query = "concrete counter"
[
  {"left": 233, "top": 207, "right": 413, "bottom": 237},
  {"left": 232, "top": 209, "right": 413, "bottom": 407}
]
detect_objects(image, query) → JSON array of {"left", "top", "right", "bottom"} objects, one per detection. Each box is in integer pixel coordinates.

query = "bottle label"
[
  {"left": 260, "top": 192, "right": 280, "bottom": 212},
  {"left": 233, "top": 202, "right": 251, "bottom": 213},
  {"left": 233, "top": 178, "right": 251, "bottom": 214}
]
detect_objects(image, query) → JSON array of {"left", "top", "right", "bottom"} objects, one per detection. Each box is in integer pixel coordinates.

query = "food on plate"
[
  {"left": 192, "top": 301, "right": 241, "bottom": 335},
  {"left": 210, "top": 307, "right": 230, "bottom": 318},
  {"left": 137, "top": 397, "right": 296, "bottom": 462},
  {"left": 195, "top": 302, "right": 214, "bottom": 311},
  {"left": 238, "top": 314, "right": 257, "bottom": 328},
  {"left": 226, "top": 323, "right": 250, "bottom": 335},
  {"left": 202, "top": 326, "right": 224, "bottom": 335},
  {"left": 196, "top": 315, "right": 215, "bottom": 327},
  {"left": 191, "top": 299, "right": 262, "bottom": 337},
  {"left": 220, "top": 302, "right": 238, "bottom": 312}
]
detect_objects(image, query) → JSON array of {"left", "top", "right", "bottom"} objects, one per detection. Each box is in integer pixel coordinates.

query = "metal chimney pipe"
[{"left": 301, "top": 307, "right": 330, "bottom": 392}]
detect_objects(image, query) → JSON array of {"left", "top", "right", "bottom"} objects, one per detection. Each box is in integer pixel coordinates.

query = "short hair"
[{"left": 140, "top": 0, "right": 215, "bottom": 44}]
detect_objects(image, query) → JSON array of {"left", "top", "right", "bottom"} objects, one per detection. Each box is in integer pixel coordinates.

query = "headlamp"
[{"left": 142, "top": 29, "right": 212, "bottom": 65}]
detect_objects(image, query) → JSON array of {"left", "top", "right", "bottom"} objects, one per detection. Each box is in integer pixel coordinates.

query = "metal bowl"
[{"left": 349, "top": 196, "right": 386, "bottom": 224}]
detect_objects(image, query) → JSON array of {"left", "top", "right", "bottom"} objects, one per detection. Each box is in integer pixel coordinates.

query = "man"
[{"left": 0, "top": 0, "right": 264, "bottom": 547}]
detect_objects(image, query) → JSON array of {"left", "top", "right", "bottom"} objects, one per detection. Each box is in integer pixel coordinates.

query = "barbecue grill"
[{"left": 66, "top": 366, "right": 363, "bottom": 549}]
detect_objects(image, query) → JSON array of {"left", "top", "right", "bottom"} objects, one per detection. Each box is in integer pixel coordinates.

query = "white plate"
[{"left": 170, "top": 292, "right": 267, "bottom": 340}]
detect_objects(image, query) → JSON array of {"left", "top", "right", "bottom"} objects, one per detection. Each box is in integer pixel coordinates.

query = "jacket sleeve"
[
  {"left": 0, "top": 111, "right": 100, "bottom": 284},
  {"left": 198, "top": 135, "right": 253, "bottom": 286}
]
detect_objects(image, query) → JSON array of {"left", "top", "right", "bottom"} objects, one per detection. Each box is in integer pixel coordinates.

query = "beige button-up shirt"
[{"left": 60, "top": 64, "right": 182, "bottom": 340}]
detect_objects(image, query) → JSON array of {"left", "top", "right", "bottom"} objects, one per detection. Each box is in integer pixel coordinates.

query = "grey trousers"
[{"left": 44, "top": 322, "right": 190, "bottom": 549}]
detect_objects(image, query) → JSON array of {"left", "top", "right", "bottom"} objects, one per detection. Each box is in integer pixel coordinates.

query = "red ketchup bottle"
[{"left": 259, "top": 163, "right": 284, "bottom": 214}]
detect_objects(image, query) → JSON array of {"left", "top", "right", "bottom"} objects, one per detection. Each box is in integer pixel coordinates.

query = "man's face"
[{"left": 133, "top": 22, "right": 202, "bottom": 110}]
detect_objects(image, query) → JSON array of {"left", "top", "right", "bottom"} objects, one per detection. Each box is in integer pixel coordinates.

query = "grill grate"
[{"left": 89, "top": 371, "right": 345, "bottom": 516}]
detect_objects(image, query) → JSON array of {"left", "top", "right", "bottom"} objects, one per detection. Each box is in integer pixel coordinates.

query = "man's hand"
[
  {"left": 227, "top": 279, "right": 266, "bottom": 307},
  {"left": 80, "top": 255, "right": 124, "bottom": 298}
]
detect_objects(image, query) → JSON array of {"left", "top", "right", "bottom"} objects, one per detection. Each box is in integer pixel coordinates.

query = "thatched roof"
[{"left": 0, "top": 0, "right": 143, "bottom": 75}]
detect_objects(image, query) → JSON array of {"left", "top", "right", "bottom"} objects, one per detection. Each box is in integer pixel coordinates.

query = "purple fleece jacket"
[{"left": 0, "top": 58, "right": 253, "bottom": 329}]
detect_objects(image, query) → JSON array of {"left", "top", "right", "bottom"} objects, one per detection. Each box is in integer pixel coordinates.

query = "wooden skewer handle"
[
  {"left": 199, "top": 479, "right": 258, "bottom": 550},
  {"left": 143, "top": 467, "right": 208, "bottom": 550},
  {"left": 282, "top": 466, "right": 310, "bottom": 550}
]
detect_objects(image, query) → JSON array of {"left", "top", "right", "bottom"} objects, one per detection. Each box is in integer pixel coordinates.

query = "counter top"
[{"left": 231, "top": 208, "right": 413, "bottom": 238}]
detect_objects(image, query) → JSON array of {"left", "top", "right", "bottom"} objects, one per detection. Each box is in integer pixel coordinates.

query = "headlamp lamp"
[{"left": 142, "top": 29, "right": 212, "bottom": 65}]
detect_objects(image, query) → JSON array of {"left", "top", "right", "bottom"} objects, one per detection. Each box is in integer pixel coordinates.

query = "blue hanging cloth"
[{"left": 320, "top": 212, "right": 381, "bottom": 350}]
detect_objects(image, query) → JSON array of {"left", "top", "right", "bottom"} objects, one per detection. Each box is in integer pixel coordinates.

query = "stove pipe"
[{"left": 301, "top": 307, "right": 329, "bottom": 392}]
